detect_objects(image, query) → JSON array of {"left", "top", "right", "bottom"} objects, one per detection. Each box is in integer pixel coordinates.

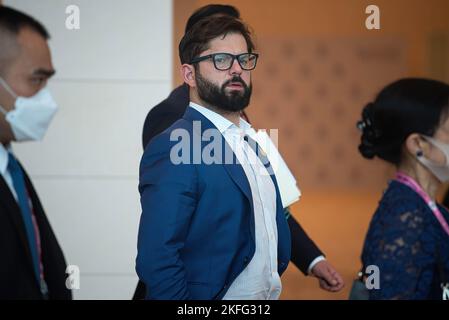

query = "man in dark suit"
[
  {"left": 137, "top": 15, "right": 293, "bottom": 300},
  {"left": 134, "top": 5, "right": 343, "bottom": 299},
  {"left": 0, "top": 6, "right": 71, "bottom": 300}
]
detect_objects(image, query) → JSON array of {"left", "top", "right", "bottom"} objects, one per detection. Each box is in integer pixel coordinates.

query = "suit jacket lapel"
[
  {"left": 247, "top": 139, "right": 282, "bottom": 202},
  {"left": 182, "top": 107, "right": 253, "bottom": 202},
  {"left": 222, "top": 155, "right": 253, "bottom": 203},
  {"left": 0, "top": 175, "right": 36, "bottom": 276},
  {"left": 20, "top": 165, "right": 72, "bottom": 299}
]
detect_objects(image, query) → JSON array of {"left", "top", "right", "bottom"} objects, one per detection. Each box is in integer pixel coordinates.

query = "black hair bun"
[{"left": 357, "top": 102, "right": 381, "bottom": 159}]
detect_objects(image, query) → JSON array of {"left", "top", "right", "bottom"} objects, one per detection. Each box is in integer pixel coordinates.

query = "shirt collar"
[
  {"left": 239, "top": 117, "right": 252, "bottom": 131},
  {"left": 189, "top": 101, "right": 252, "bottom": 133},
  {"left": 0, "top": 143, "right": 11, "bottom": 176}
]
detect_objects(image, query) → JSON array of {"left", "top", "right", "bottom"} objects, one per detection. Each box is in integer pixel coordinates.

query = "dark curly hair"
[
  {"left": 357, "top": 78, "right": 449, "bottom": 165},
  {"left": 185, "top": 4, "right": 240, "bottom": 33},
  {"left": 179, "top": 15, "right": 255, "bottom": 65}
]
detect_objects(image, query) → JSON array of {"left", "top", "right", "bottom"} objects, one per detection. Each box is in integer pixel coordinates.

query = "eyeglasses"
[{"left": 190, "top": 53, "right": 259, "bottom": 71}]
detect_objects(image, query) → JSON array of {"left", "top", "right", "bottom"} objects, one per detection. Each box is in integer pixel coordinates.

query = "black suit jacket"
[
  {"left": 0, "top": 159, "right": 71, "bottom": 300},
  {"left": 134, "top": 84, "right": 323, "bottom": 299}
]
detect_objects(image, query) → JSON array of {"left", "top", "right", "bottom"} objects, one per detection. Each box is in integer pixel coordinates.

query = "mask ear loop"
[
  {"left": 421, "top": 135, "right": 449, "bottom": 166},
  {"left": 0, "top": 77, "right": 18, "bottom": 116},
  {"left": 0, "top": 77, "right": 18, "bottom": 99},
  {"left": 0, "top": 105, "right": 7, "bottom": 116}
]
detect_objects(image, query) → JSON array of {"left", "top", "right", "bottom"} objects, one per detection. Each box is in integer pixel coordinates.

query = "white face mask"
[
  {"left": 416, "top": 135, "right": 449, "bottom": 182},
  {"left": 0, "top": 77, "right": 58, "bottom": 141}
]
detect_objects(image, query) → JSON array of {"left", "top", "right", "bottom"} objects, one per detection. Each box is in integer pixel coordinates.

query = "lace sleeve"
[{"left": 362, "top": 197, "right": 438, "bottom": 300}]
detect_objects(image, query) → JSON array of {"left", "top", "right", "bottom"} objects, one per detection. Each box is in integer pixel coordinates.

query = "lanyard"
[{"left": 395, "top": 172, "right": 449, "bottom": 237}]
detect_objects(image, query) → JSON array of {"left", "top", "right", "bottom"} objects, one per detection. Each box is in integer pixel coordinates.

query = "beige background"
[{"left": 174, "top": 0, "right": 449, "bottom": 300}]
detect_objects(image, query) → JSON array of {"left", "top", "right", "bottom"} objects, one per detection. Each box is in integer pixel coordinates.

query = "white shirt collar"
[
  {"left": 189, "top": 101, "right": 251, "bottom": 133},
  {"left": 0, "top": 143, "right": 10, "bottom": 176}
]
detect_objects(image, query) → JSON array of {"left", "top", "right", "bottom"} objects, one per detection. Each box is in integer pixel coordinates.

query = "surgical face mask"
[
  {"left": 0, "top": 77, "right": 58, "bottom": 141},
  {"left": 416, "top": 135, "right": 449, "bottom": 182}
]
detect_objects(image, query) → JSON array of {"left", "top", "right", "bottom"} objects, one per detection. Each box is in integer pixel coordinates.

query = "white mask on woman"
[
  {"left": 0, "top": 77, "right": 58, "bottom": 142},
  {"left": 416, "top": 135, "right": 449, "bottom": 182}
]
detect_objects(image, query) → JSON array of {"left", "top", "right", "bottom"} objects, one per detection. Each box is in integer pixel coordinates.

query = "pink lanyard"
[{"left": 395, "top": 172, "right": 449, "bottom": 236}]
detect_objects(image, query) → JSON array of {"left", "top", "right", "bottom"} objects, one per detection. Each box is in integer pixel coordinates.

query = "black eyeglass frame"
[{"left": 190, "top": 52, "right": 259, "bottom": 71}]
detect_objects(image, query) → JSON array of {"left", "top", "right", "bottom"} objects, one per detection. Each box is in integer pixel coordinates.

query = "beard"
[{"left": 196, "top": 71, "right": 252, "bottom": 113}]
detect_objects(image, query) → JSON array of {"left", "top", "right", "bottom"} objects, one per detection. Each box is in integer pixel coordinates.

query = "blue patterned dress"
[{"left": 361, "top": 180, "right": 449, "bottom": 299}]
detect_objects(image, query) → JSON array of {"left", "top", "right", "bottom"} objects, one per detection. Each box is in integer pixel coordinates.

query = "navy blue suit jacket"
[{"left": 136, "top": 107, "right": 291, "bottom": 300}]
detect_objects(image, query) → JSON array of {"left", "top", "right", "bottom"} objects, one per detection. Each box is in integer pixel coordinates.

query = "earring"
[{"left": 416, "top": 150, "right": 423, "bottom": 157}]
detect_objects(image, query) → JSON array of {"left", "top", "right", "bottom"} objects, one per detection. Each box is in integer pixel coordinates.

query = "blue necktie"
[
  {"left": 7, "top": 152, "right": 41, "bottom": 284},
  {"left": 243, "top": 135, "right": 273, "bottom": 173},
  {"left": 243, "top": 135, "right": 291, "bottom": 218}
]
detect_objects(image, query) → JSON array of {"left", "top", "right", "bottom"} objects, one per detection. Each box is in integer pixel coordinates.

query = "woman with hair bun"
[{"left": 357, "top": 78, "right": 449, "bottom": 300}]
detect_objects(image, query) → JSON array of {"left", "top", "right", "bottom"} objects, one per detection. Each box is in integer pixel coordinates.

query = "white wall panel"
[
  {"left": 4, "top": 0, "right": 173, "bottom": 299},
  {"left": 12, "top": 81, "right": 171, "bottom": 176},
  {"left": 5, "top": 0, "right": 172, "bottom": 81},
  {"left": 32, "top": 179, "right": 141, "bottom": 274}
]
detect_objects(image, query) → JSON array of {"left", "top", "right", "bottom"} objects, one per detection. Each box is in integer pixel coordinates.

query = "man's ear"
[
  {"left": 181, "top": 64, "right": 196, "bottom": 88},
  {"left": 405, "top": 133, "right": 429, "bottom": 157}
]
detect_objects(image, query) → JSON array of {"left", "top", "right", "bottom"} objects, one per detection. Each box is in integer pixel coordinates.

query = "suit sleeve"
[
  {"left": 136, "top": 135, "right": 197, "bottom": 300},
  {"left": 287, "top": 210, "right": 324, "bottom": 275}
]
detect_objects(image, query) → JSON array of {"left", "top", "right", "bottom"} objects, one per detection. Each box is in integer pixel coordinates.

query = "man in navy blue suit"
[
  {"left": 137, "top": 15, "right": 294, "bottom": 300},
  {"left": 135, "top": 5, "right": 344, "bottom": 300}
]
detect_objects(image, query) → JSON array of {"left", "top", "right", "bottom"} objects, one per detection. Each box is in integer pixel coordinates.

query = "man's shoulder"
[
  {"left": 144, "top": 117, "right": 194, "bottom": 153},
  {"left": 140, "top": 118, "right": 198, "bottom": 181}
]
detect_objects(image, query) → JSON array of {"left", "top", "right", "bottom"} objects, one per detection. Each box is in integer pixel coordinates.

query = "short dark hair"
[
  {"left": 185, "top": 4, "right": 240, "bottom": 33},
  {"left": 358, "top": 78, "right": 449, "bottom": 165},
  {"left": 179, "top": 15, "right": 255, "bottom": 65},
  {"left": 0, "top": 6, "right": 50, "bottom": 39}
]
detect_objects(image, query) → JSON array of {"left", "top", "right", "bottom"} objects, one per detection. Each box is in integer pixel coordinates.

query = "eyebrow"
[{"left": 32, "top": 68, "right": 56, "bottom": 77}]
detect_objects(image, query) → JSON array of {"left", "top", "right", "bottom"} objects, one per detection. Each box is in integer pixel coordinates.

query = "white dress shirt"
[
  {"left": 190, "top": 102, "right": 282, "bottom": 299},
  {"left": 0, "top": 143, "right": 18, "bottom": 200}
]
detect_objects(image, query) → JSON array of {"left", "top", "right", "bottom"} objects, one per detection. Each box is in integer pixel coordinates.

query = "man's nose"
[{"left": 229, "top": 58, "right": 243, "bottom": 75}]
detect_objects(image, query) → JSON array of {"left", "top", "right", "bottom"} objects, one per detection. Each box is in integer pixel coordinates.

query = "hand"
[{"left": 311, "top": 260, "right": 345, "bottom": 292}]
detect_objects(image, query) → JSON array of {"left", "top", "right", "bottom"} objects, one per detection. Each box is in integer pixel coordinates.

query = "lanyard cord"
[{"left": 395, "top": 172, "right": 449, "bottom": 236}]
